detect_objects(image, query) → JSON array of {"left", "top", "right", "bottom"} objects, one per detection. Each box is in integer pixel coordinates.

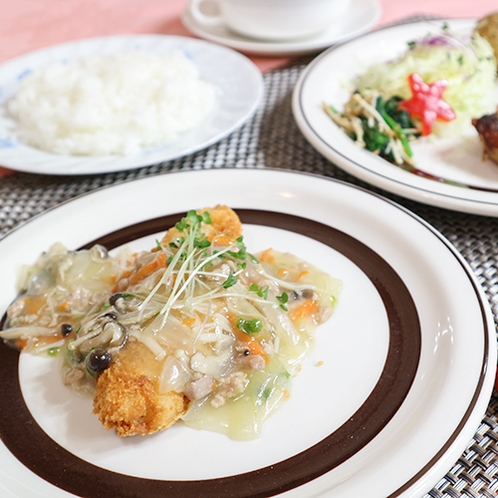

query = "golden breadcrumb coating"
[
  {"left": 93, "top": 205, "right": 242, "bottom": 437},
  {"left": 93, "top": 340, "right": 189, "bottom": 437},
  {"left": 161, "top": 204, "right": 243, "bottom": 246}
]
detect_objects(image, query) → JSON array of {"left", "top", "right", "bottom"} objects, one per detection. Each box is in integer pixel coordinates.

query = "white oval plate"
[
  {"left": 181, "top": 0, "right": 381, "bottom": 57},
  {"left": 292, "top": 19, "right": 498, "bottom": 217},
  {"left": 0, "top": 35, "right": 263, "bottom": 175},
  {"left": 0, "top": 169, "right": 494, "bottom": 498}
]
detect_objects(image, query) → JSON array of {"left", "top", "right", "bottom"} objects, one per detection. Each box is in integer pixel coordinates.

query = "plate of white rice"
[{"left": 0, "top": 35, "right": 263, "bottom": 175}]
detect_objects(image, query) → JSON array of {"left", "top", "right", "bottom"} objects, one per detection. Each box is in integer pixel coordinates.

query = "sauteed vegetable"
[
  {"left": 1, "top": 206, "right": 341, "bottom": 439},
  {"left": 324, "top": 22, "right": 497, "bottom": 167}
]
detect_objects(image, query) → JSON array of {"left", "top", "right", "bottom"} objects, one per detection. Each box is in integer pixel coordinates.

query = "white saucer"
[{"left": 181, "top": 0, "right": 382, "bottom": 57}]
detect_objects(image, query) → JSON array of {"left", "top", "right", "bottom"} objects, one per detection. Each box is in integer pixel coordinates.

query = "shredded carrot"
[
  {"left": 235, "top": 329, "right": 268, "bottom": 360},
  {"left": 129, "top": 252, "right": 167, "bottom": 285},
  {"left": 57, "top": 301, "right": 69, "bottom": 311},
  {"left": 24, "top": 296, "right": 45, "bottom": 314},
  {"left": 111, "top": 269, "right": 133, "bottom": 293},
  {"left": 120, "top": 270, "right": 133, "bottom": 279},
  {"left": 277, "top": 267, "right": 288, "bottom": 277},
  {"left": 210, "top": 234, "right": 237, "bottom": 245},
  {"left": 42, "top": 335, "right": 63, "bottom": 345},
  {"left": 289, "top": 299, "right": 320, "bottom": 321},
  {"left": 228, "top": 313, "right": 268, "bottom": 360},
  {"left": 15, "top": 338, "right": 28, "bottom": 350},
  {"left": 295, "top": 270, "right": 309, "bottom": 281},
  {"left": 16, "top": 334, "right": 60, "bottom": 352},
  {"left": 182, "top": 317, "right": 196, "bottom": 326},
  {"left": 259, "top": 248, "right": 275, "bottom": 263},
  {"left": 283, "top": 390, "right": 291, "bottom": 400}
]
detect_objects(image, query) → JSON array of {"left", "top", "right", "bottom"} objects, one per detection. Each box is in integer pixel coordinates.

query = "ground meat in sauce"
[
  {"left": 1, "top": 206, "right": 341, "bottom": 440},
  {"left": 184, "top": 374, "right": 215, "bottom": 400},
  {"left": 210, "top": 371, "right": 248, "bottom": 408}
]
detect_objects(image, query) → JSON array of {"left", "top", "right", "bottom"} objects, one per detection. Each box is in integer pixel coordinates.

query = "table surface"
[
  {"left": 2, "top": 0, "right": 497, "bottom": 71},
  {"left": 1, "top": 1, "right": 498, "bottom": 497}
]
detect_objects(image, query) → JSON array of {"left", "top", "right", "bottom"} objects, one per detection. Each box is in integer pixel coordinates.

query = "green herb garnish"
[
  {"left": 277, "top": 292, "right": 289, "bottom": 311},
  {"left": 237, "top": 318, "right": 263, "bottom": 335},
  {"left": 223, "top": 271, "right": 238, "bottom": 289},
  {"left": 250, "top": 283, "right": 269, "bottom": 300}
]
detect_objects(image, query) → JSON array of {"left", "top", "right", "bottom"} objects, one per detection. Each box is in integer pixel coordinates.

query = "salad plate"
[
  {"left": 292, "top": 18, "right": 498, "bottom": 217},
  {"left": 0, "top": 35, "right": 263, "bottom": 176},
  {"left": 0, "top": 168, "right": 495, "bottom": 497},
  {"left": 181, "top": 0, "right": 381, "bottom": 57}
]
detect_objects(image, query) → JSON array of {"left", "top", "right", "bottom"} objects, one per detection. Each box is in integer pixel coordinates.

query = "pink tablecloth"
[
  {"left": 0, "top": 0, "right": 497, "bottom": 176},
  {"left": 3, "top": 0, "right": 497, "bottom": 70}
]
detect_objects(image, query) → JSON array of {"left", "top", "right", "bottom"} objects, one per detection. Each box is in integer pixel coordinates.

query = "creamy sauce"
[{"left": 1, "top": 211, "right": 341, "bottom": 439}]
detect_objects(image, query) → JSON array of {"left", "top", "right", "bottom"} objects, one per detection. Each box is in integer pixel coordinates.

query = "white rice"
[{"left": 6, "top": 49, "right": 216, "bottom": 156}]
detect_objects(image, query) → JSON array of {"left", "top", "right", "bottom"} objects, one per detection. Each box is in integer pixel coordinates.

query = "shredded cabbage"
[{"left": 355, "top": 28, "right": 497, "bottom": 137}]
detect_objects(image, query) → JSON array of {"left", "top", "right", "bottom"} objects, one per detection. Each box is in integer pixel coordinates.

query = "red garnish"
[{"left": 399, "top": 73, "right": 456, "bottom": 136}]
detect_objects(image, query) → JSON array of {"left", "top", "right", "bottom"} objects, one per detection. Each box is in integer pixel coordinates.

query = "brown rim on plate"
[
  {"left": 386, "top": 247, "right": 491, "bottom": 498},
  {"left": 0, "top": 209, "right": 420, "bottom": 498}
]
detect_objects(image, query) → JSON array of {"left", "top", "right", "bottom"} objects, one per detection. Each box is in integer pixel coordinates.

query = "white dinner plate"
[
  {"left": 292, "top": 18, "right": 498, "bottom": 217},
  {"left": 0, "top": 169, "right": 495, "bottom": 497},
  {"left": 181, "top": 0, "right": 382, "bottom": 56},
  {"left": 0, "top": 35, "right": 263, "bottom": 175}
]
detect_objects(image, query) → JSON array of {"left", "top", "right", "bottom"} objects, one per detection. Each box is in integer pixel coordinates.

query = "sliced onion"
[
  {"left": 190, "top": 351, "right": 230, "bottom": 377},
  {"left": 160, "top": 355, "right": 190, "bottom": 393},
  {"left": 0, "top": 325, "right": 56, "bottom": 340},
  {"left": 152, "top": 315, "right": 195, "bottom": 353},
  {"left": 134, "top": 331, "right": 166, "bottom": 360}
]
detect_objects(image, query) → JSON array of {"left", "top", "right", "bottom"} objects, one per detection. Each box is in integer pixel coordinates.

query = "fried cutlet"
[
  {"left": 93, "top": 205, "right": 242, "bottom": 437},
  {"left": 161, "top": 204, "right": 243, "bottom": 246},
  {"left": 93, "top": 340, "right": 189, "bottom": 437}
]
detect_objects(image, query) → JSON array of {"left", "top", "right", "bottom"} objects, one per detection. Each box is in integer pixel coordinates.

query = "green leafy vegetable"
[{"left": 323, "top": 91, "right": 418, "bottom": 166}]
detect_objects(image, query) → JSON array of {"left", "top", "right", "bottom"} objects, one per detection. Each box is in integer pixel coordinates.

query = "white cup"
[{"left": 189, "top": 0, "right": 351, "bottom": 41}]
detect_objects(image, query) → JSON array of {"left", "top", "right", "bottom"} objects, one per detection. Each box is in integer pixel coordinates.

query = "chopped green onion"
[{"left": 237, "top": 318, "right": 263, "bottom": 335}]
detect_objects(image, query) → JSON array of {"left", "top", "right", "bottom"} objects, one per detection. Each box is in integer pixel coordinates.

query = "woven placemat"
[{"left": 1, "top": 49, "right": 498, "bottom": 498}]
